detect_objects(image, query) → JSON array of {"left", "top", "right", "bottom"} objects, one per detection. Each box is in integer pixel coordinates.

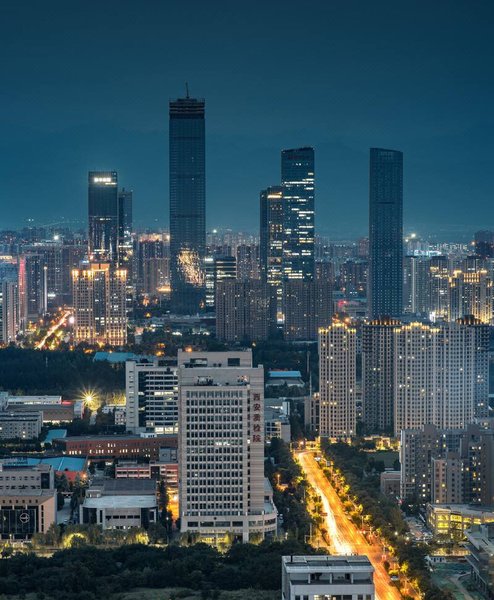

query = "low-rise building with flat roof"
[
  {"left": 266, "top": 370, "right": 305, "bottom": 388},
  {"left": 282, "top": 555, "right": 375, "bottom": 600},
  {"left": 115, "top": 460, "right": 178, "bottom": 493},
  {"left": 0, "top": 460, "right": 54, "bottom": 492},
  {"left": 7, "top": 402, "right": 75, "bottom": 424},
  {"left": 465, "top": 522, "right": 494, "bottom": 599},
  {"left": 427, "top": 503, "right": 494, "bottom": 540},
  {"left": 0, "top": 411, "right": 42, "bottom": 439},
  {"left": 265, "top": 406, "right": 291, "bottom": 443},
  {"left": 0, "top": 489, "right": 56, "bottom": 540},
  {"left": 24, "top": 456, "right": 87, "bottom": 483},
  {"left": 53, "top": 434, "right": 177, "bottom": 460},
  {"left": 80, "top": 479, "right": 157, "bottom": 530},
  {"left": 5, "top": 395, "right": 62, "bottom": 406}
]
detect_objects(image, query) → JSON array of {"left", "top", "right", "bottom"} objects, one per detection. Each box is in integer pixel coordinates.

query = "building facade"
[
  {"left": 178, "top": 350, "right": 276, "bottom": 542},
  {"left": 72, "top": 262, "right": 127, "bottom": 346},
  {"left": 282, "top": 555, "right": 375, "bottom": 600},
  {"left": 88, "top": 171, "right": 119, "bottom": 263},
  {"left": 125, "top": 358, "right": 178, "bottom": 434},
  {"left": 215, "top": 280, "right": 274, "bottom": 342},
  {"left": 368, "top": 148, "right": 403, "bottom": 318},
  {"left": 362, "top": 319, "right": 400, "bottom": 434},
  {"left": 283, "top": 280, "right": 332, "bottom": 341},
  {"left": 319, "top": 321, "right": 357, "bottom": 438},
  {"left": 281, "top": 147, "right": 315, "bottom": 282},
  {"left": 169, "top": 96, "right": 206, "bottom": 315}
]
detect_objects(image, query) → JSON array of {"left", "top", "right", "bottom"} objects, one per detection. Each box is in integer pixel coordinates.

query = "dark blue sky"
[{"left": 1, "top": 0, "right": 493, "bottom": 237}]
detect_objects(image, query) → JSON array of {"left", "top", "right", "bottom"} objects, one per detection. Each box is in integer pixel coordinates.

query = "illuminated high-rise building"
[
  {"left": 88, "top": 171, "right": 119, "bottom": 263},
  {"left": 21, "top": 240, "right": 86, "bottom": 308},
  {"left": 281, "top": 147, "right": 315, "bottom": 281},
  {"left": 72, "top": 262, "right": 127, "bottom": 346},
  {"left": 260, "top": 186, "right": 284, "bottom": 284},
  {"left": 117, "top": 188, "right": 133, "bottom": 268},
  {"left": 0, "top": 280, "right": 19, "bottom": 344},
  {"left": 448, "top": 268, "right": 493, "bottom": 324},
  {"left": 18, "top": 253, "right": 46, "bottom": 325},
  {"left": 135, "top": 234, "right": 169, "bottom": 297},
  {"left": 169, "top": 95, "right": 206, "bottom": 314},
  {"left": 368, "top": 148, "right": 403, "bottom": 318},
  {"left": 260, "top": 186, "right": 284, "bottom": 320},
  {"left": 235, "top": 243, "right": 260, "bottom": 280},
  {"left": 427, "top": 255, "right": 450, "bottom": 319},
  {"left": 393, "top": 321, "right": 488, "bottom": 435},
  {"left": 403, "top": 256, "right": 428, "bottom": 316},
  {"left": 319, "top": 320, "right": 356, "bottom": 438}
]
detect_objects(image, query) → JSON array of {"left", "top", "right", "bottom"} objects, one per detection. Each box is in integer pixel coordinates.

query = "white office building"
[
  {"left": 125, "top": 358, "right": 178, "bottom": 434},
  {"left": 178, "top": 350, "right": 277, "bottom": 543},
  {"left": 282, "top": 555, "right": 375, "bottom": 600}
]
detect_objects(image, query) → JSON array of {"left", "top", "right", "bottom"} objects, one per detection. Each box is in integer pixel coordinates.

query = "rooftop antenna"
[{"left": 185, "top": 82, "right": 190, "bottom": 99}]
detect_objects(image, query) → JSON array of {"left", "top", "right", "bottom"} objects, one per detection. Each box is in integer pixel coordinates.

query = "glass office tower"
[
  {"left": 117, "top": 188, "right": 133, "bottom": 269},
  {"left": 88, "top": 171, "right": 119, "bottom": 263},
  {"left": 169, "top": 96, "right": 206, "bottom": 314},
  {"left": 368, "top": 148, "right": 403, "bottom": 318},
  {"left": 281, "top": 147, "right": 315, "bottom": 281}
]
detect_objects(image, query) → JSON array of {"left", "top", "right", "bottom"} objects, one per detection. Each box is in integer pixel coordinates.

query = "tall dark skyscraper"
[
  {"left": 88, "top": 171, "right": 119, "bottom": 263},
  {"left": 281, "top": 147, "right": 315, "bottom": 281},
  {"left": 169, "top": 95, "right": 206, "bottom": 315},
  {"left": 368, "top": 148, "right": 403, "bottom": 318}
]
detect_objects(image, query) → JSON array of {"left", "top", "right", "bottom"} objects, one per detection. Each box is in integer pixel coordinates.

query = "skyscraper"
[
  {"left": 260, "top": 186, "right": 284, "bottom": 321},
  {"left": 281, "top": 147, "right": 315, "bottom": 281},
  {"left": 117, "top": 188, "right": 133, "bottom": 268},
  {"left": 169, "top": 95, "right": 206, "bottom": 315},
  {"left": 260, "top": 186, "right": 284, "bottom": 285},
  {"left": 368, "top": 148, "right": 403, "bottom": 318},
  {"left": 88, "top": 171, "right": 119, "bottom": 263}
]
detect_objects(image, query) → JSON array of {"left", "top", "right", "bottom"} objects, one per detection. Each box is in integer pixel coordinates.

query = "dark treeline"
[
  {"left": 0, "top": 348, "right": 124, "bottom": 397},
  {"left": 0, "top": 540, "right": 310, "bottom": 600}
]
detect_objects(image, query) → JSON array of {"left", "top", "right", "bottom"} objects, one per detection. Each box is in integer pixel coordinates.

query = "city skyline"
[{"left": 2, "top": 1, "right": 494, "bottom": 236}]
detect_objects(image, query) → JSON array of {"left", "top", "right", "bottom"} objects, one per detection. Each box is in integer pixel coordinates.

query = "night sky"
[{"left": 2, "top": 0, "right": 493, "bottom": 238}]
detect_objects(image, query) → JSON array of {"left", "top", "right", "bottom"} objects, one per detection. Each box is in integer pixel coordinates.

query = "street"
[{"left": 297, "top": 450, "right": 405, "bottom": 600}]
